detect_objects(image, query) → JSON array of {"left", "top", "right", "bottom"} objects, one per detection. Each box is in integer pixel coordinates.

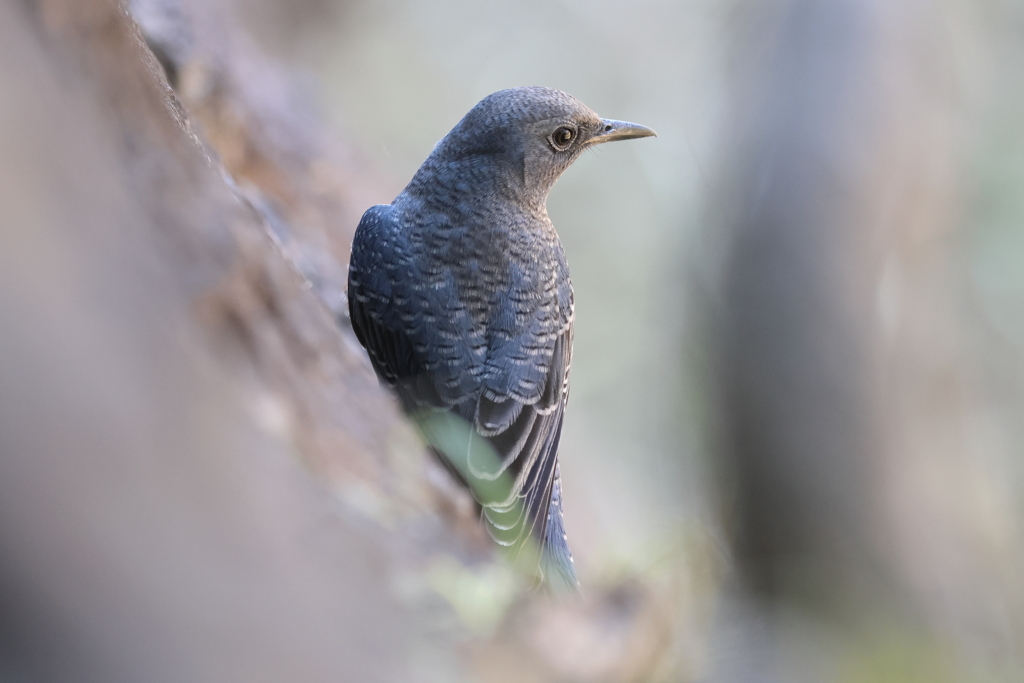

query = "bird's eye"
[{"left": 549, "top": 126, "right": 577, "bottom": 151}]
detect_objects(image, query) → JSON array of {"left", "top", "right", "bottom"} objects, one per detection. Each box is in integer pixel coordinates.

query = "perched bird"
[{"left": 347, "top": 87, "right": 655, "bottom": 590}]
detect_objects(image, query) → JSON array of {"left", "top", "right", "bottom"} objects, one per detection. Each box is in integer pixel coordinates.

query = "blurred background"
[{"left": 3, "top": 0, "right": 1024, "bottom": 680}]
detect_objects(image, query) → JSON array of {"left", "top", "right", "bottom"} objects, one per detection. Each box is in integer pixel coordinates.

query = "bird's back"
[{"left": 349, "top": 195, "right": 577, "bottom": 588}]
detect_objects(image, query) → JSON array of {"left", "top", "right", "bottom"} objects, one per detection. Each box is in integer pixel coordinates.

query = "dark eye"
[{"left": 549, "top": 126, "right": 577, "bottom": 151}]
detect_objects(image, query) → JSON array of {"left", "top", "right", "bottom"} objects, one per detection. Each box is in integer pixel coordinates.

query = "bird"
[{"left": 347, "top": 87, "right": 655, "bottom": 590}]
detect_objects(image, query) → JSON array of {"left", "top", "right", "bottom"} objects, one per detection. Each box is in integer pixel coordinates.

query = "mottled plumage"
[{"left": 348, "top": 87, "right": 654, "bottom": 590}]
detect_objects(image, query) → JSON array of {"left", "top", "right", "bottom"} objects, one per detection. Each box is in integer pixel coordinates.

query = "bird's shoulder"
[
  {"left": 349, "top": 200, "right": 487, "bottom": 404},
  {"left": 351, "top": 204, "right": 403, "bottom": 269},
  {"left": 349, "top": 204, "right": 411, "bottom": 324}
]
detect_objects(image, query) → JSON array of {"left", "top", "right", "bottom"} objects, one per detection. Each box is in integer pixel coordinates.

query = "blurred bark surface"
[{"left": 0, "top": 0, "right": 423, "bottom": 680}]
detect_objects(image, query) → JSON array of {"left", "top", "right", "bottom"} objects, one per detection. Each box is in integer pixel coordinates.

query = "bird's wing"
[
  {"left": 461, "top": 320, "right": 575, "bottom": 590},
  {"left": 348, "top": 205, "right": 426, "bottom": 393},
  {"left": 472, "top": 307, "right": 576, "bottom": 588},
  {"left": 348, "top": 203, "right": 477, "bottom": 409}
]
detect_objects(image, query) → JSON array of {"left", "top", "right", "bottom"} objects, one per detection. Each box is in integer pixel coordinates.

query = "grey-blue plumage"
[{"left": 347, "top": 87, "right": 654, "bottom": 589}]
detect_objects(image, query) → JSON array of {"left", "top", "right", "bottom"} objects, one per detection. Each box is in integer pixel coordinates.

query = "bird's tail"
[
  {"left": 416, "top": 409, "right": 578, "bottom": 592},
  {"left": 540, "top": 470, "right": 579, "bottom": 593}
]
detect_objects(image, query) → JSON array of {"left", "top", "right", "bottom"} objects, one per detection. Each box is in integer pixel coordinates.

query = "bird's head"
[{"left": 424, "top": 87, "right": 656, "bottom": 209}]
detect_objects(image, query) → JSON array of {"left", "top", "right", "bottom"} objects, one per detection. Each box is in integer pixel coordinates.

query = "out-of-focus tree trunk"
[
  {"left": 0, "top": 1, "right": 426, "bottom": 680},
  {"left": 708, "top": 0, "right": 1023, "bottom": 679}
]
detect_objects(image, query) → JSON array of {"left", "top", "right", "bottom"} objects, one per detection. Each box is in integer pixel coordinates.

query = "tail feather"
[{"left": 541, "top": 468, "right": 578, "bottom": 593}]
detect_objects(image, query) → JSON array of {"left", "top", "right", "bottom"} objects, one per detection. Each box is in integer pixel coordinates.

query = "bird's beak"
[{"left": 589, "top": 119, "right": 657, "bottom": 145}]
